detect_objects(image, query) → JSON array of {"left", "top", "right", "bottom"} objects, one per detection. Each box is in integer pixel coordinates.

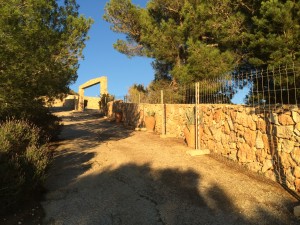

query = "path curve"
[{"left": 42, "top": 110, "right": 299, "bottom": 225}]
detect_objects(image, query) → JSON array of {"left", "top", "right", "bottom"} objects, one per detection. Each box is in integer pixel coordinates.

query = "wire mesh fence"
[
  {"left": 122, "top": 84, "right": 197, "bottom": 104},
  {"left": 197, "top": 63, "right": 300, "bottom": 107},
  {"left": 120, "top": 63, "right": 300, "bottom": 106}
]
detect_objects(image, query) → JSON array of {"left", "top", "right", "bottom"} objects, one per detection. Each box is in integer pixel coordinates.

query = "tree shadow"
[
  {"left": 44, "top": 112, "right": 135, "bottom": 192},
  {"left": 43, "top": 163, "right": 299, "bottom": 225}
]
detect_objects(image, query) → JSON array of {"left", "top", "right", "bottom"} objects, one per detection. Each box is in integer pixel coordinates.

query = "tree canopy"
[
  {"left": 0, "top": 0, "right": 93, "bottom": 106},
  {"left": 104, "top": 0, "right": 300, "bottom": 84}
]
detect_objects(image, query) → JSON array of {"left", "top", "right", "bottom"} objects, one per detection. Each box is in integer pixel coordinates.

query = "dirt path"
[{"left": 42, "top": 110, "right": 299, "bottom": 225}]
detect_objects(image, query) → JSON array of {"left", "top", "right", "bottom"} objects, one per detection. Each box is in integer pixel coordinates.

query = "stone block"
[
  {"left": 278, "top": 114, "right": 295, "bottom": 125},
  {"left": 247, "top": 116, "right": 257, "bottom": 131},
  {"left": 257, "top": 118, "right": 267, "bottom": 133},
  {"left": 213, "top": 109, "right": 223, "bottom": 122},
  {"left": 262, "top": 160, "right": 273, "bottom": 173},
  {"left": 269, "top": 113, "right": 279, "bottom": 125},
  {"left": 252, "top": 114, "right": 259, "bottom": 122},
  {"left": 237, "top": 143, "right": 255, "bottom": 163},
  {"left": 291, "top": 148, "right": 300, "bottom": 165},
  {"left": 256, "top": 131, "right": 264, "bottom": 149},
  {"left": 294, "top": 166, "right": 300, "bottom": 178},
  {"left": 292, "top": 111, "right": 300, "bottom": 123},
  {"left": 265, "top": 170, "right": 277, "bottom": 181},
  {"left": 275, "top": 125, "right": 294, "bottom": 139},
  {"left": 228, "top": 151, "right": 237, "bottom": 161},
  {"left": 227, "top": 119, "right": 234, "bottom": 131},
  {"left": 279, "top": 152, "right": 297, "bottom": 168},
  {"left": 296, "top": 122, "right": 300, "bottom": 131},
  {"left": 244, "top": 129, "right": 257, "bottom": 148},
  {"left": 282, "top": 139, "right": 295, "bottom": 154},
  {"left": 262, "top": 134, "right": 271, "bottom": 153}
]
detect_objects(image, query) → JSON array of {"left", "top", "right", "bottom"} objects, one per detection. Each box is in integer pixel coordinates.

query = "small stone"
[
  {"left": 262, "top": 160, "right": 273, "bottom": 173},
  {"left": 18, "top": 222, "right": 22, "bottom": 225},
  {"left": 294, "top": 205, "right": 300, "bottom": 217}
]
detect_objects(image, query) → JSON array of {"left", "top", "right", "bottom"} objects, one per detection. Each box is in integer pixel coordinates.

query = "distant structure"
[{"left": 78, "top": 76, "right": 108, "bottom": 111}]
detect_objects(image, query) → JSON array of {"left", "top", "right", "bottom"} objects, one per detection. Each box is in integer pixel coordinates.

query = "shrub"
[
  {"left": 0, "top": 119, "right": 51, "bottom": 213},
  {"left": 0, "top": 99, "right": 62, "bottom": 141}
]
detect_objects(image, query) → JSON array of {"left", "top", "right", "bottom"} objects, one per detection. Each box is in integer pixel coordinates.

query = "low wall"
[
  {"left": 84, "top": 96, "right": 100, "bottom": 110},
  {"left": 198, "top": 105, "right": 300, "bottom": 194},
  {"left": 50, "top": 95, "right": 100, "bottom": 110},
  {"left": 108, "top": 101, "right": 300, "bottom": 195}
]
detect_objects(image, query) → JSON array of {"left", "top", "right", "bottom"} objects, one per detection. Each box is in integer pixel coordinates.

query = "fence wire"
[
  {"left": 122, "top": 63, "right": 300, "bottom": 106},
  {"left": 198, "top": 63, "right": 300, "bottom": 107}
]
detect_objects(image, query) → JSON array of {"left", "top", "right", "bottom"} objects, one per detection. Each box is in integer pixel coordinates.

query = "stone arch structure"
[{"left": 78, "top": 76, "right": 108, "bottom": 111}]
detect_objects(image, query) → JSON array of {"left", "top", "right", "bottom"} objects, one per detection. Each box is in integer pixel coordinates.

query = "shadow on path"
[{"left": 44, "top": 162, "right": 299, "bottom": 225}]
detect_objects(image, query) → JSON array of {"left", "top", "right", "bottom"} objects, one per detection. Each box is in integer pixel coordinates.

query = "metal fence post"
[
  {"left": 195, "top": 82, "right": 200, "bottom": 150},
  {"left": 161, "top": 90, "right": 166, "bottom": 136}
]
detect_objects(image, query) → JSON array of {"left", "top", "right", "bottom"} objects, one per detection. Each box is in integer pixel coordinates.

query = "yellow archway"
[{"left": 78, "top": 76, "right": 108, "bottom": 111}]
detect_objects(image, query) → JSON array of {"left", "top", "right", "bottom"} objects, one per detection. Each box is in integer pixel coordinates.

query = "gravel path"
[{"left": 42, "top": 110, "right": 299, "bottom": 225}]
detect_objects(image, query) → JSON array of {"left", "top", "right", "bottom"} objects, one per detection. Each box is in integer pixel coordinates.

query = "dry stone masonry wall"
[
  {"left": 109, "top": 101, "right": 300, "bottom": 195},
  {"left": 198, "top": 105, "right": 300, "bottom": 195}
]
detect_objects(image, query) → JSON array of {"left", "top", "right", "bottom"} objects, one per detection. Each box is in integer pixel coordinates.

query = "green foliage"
[
  {"left": 0, "top": 0, "right": 93, "bottom": 104},
  {"left": 0, "top": 100, "right": 62, "bottom": 140},
  {"left": 185, "top": 108, "right": 195, "bottom": 126},
  {"left": 105, "top": 0, "right": 300, "bottom": 85},
  {"left": 128, "top": 84, "right": 147, "bottom": 103},
  {"left": 99, "top": 93, "right": 115, "bottom": 115},
  {"left": 146, "top": 110, "right": 155, "bottom": 117},
  {"left": 247, "top": 0, "right": 300, "bottom": 66},
  {"left": 0, "top": 119, "right": 51, "bottom": 213},
  {"left": 104, "top": 0, "right": 245, "bottom": 84}
]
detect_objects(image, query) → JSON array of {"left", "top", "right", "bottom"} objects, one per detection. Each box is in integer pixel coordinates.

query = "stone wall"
[
  {"left": 84, "top": 96, "right": 100, "bottom": 110},
  {"left": 50, "top": 95, "right": 78, "bottom": 109},
  {"left": 50, "top": 95, "right": 100, "bottom": 110},
  {"left": 198, "top": 105, "right": 300, "bottom": 194},
  {"left": 109, "top": 101, "right": 300, "bottom": 195}
]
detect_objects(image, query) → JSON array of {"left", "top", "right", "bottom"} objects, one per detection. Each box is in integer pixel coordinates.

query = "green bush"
[
  {"left": 0, "top": 100, "right": 62, "bottom": 141},
  {"left": 0, "top": 119, "right": 51, "bottom": 213}
]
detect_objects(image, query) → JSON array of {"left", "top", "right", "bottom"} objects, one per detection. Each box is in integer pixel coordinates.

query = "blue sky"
[{"left": 71, "top": 0, "right": 152, "bottom": 98}]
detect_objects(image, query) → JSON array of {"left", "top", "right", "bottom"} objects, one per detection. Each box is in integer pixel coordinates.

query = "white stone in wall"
[
  {"left": 292, "top": 111, "right": 300, "bottom": 123},
  {"left": 255, "top": 131, "right": 264, "bottom": 149},
  {"left": 262, "top": 160, "right": 273, "bottom": 173},
  {"left": 269, "top": 113, "right": 279, "bottom": 125}
]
